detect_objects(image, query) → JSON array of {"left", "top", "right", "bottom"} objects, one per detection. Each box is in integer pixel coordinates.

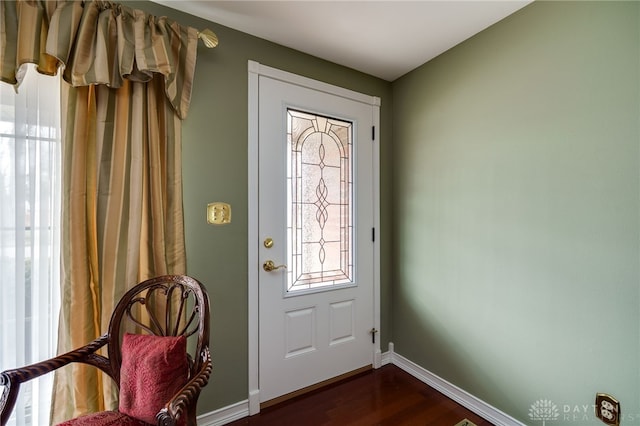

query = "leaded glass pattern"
[{"left": 287, "top": 109, "right": 353, "bottom": 292}]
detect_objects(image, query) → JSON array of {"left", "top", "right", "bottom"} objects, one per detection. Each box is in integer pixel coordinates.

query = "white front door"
[{"left": 252, "top": 64, "right": 380, "bottom": 406}]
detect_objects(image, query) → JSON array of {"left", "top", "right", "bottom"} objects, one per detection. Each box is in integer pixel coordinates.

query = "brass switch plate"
[
  {"left": 207, "top": 202, "right": 231, "bottom": 225},
  {"left": 596, "top": 393, "right": 620, "bottom": 426}
]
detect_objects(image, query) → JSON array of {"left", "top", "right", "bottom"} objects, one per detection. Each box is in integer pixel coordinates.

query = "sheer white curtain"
[{"left": 0, "top": 65, "right": 61, "bottom": 426}]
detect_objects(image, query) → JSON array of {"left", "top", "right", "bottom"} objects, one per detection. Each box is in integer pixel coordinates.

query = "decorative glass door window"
[{"left": 286, "top": 109, "right": 353, "bottom": 293}]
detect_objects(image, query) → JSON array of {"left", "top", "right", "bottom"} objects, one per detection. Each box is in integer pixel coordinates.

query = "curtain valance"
[{"left": 0, "top": 0, "right": 199, "bottom": 119}]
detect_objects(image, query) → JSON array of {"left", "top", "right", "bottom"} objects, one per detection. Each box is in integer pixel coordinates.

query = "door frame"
[{"left": 247, "top": 61, "right": 381, "bottom": 415}]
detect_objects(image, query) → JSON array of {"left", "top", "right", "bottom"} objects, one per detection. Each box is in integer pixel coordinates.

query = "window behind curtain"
[{"left": 0, "top": 65, "right": 61, "bottom": 426}]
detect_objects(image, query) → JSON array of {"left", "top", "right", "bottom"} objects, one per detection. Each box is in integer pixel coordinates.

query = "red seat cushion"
[
  {"left": 118, "top": 333, "right": 189, "bottom": 424},
  {"left": 56, "top": 411, "right": 152, "bottom": 426}
]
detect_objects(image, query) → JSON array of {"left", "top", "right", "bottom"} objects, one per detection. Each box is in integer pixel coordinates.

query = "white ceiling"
[{"left": 154, "top": 1, "right": 533, "bottom": 81}]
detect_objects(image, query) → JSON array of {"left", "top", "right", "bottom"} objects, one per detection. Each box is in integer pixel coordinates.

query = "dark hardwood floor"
[{"left": 226, "top": 365, "right": 494, "bottom": 426}]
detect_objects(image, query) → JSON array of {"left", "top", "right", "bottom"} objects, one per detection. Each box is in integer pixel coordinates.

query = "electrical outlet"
[
  {"left": 595, "top": 393, "right": 620, "bottom": 426},
  {"left": 206, "top": 202, "right": 231, "bottom": 225}
]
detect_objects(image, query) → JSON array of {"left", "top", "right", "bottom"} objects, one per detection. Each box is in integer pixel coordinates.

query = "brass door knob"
[{"left": 263, "top": 260, "right": 287, "bottom": 272}]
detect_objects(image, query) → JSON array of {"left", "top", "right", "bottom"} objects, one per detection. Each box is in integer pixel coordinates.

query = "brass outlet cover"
[
  {"left": 596, "top": 393, "right": 620, "bottom": 426},
  {"left": 207, "top": 202, "right": 231, "bottom": 225}
]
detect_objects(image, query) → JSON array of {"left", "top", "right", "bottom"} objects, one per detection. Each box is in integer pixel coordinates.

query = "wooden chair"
[{"left": 0, "top": 275, "right": 211, "bottom": 426}]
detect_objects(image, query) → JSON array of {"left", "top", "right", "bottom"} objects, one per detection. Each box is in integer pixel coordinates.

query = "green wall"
[
  {"left": 127, "top": 1, "right": 640, "bottom": 424},
  {"left": 392, "top": 1, "right": 639, "bottom": 424},
  {"left": 130, "top": 1, "right": 393, "bottom": 415}
]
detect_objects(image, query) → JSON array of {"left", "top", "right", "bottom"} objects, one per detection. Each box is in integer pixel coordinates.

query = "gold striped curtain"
[{"left": 1, "top": 1, "right": 197, "bottom": 422}]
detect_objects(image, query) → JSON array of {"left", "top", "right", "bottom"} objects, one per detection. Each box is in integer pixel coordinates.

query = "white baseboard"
[
  {"left": 198, "top": 343, "right": 524, "bottom": 426},
  {"left": 197, "top": 399, "right": 249, "bottom": 426},
  {"left": 387, "top": 346, "right": 525, "bottom": 426},
  {"left": 381, "top": 342, "right": 394, "bottom": 366}
]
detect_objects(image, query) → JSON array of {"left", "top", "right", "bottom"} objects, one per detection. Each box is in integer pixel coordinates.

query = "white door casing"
[{"left": 248, "top": 61, "right": 381, "bottom": 414}]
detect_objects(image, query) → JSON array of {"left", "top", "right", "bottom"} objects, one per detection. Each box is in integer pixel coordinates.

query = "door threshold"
[{"left": 260, "top": 365, "right": 373, "bottom": 410}]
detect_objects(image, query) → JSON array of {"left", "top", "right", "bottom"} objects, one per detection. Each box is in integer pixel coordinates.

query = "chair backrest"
[{"left": 107, "top": 275, "right": 210, "bottom": 387}]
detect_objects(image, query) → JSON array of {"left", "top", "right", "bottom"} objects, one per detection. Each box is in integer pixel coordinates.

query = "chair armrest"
[
  {"left": 156, "top": 347, "right": 212, "bottom": 426},
  {"left": 0, "top": 334, "right": 110, "bottom": 426}
]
